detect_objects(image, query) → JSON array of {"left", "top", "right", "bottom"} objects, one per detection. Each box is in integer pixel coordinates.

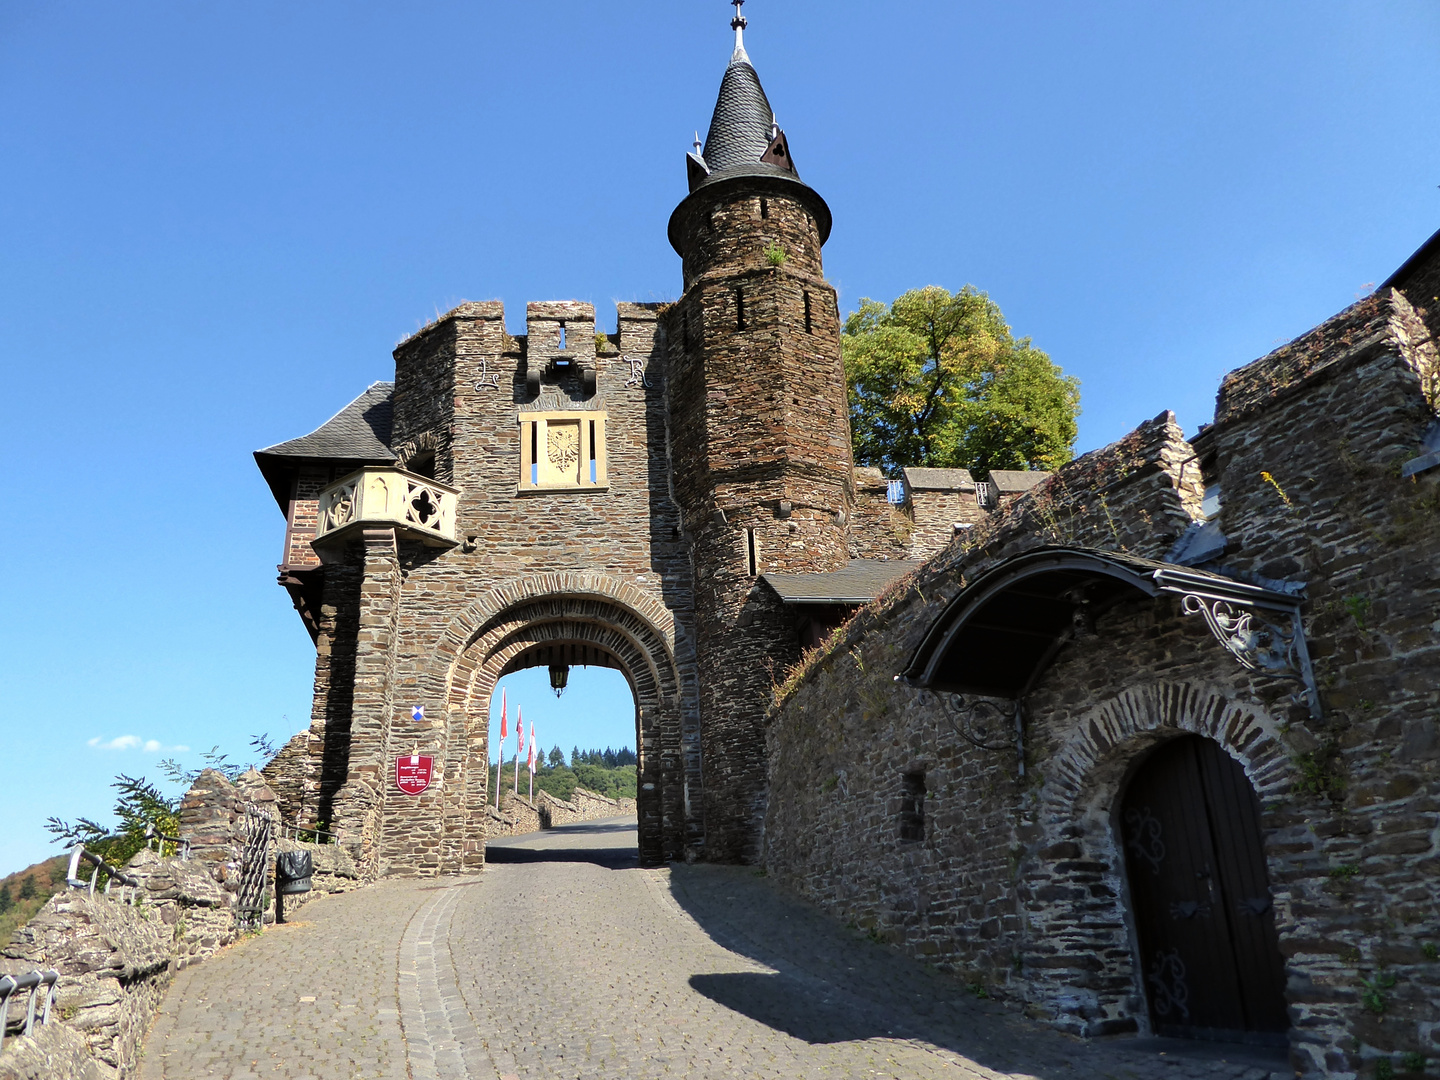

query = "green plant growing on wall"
[
  {"left": 1329, "top": 864, "right": 1362, "bottom": 881},
  {"left": 1401, "top": 1053, "right": 1427, "bottom": 1074},
  {"left": 1376, "top": 1058, "right": 1395, "bottom": 1080},
  {"left": 1344, "top": 595, "right": 1372, "bottom": 631},
  {"left": 1260, "top": 470, "right": 1294, "bottom": 508},
  {"left": 1422, "top": 942, "right": 1438, "bottom": 961},
  {"left": 1359, "top": 971, "right": 1397, "bottom": 1014},
  {"left": 764, "top": 242, "right": 787, "bottom": 267},
  {"left": 1294, "top": 741, "right": 1346, "bottom": 801}
]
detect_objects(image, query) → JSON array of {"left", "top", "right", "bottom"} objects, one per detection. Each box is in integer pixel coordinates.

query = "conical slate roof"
[
  {"left": 670, "top": 15, "right": 831, "bottom": 255},
  {"left": 701, "top": 54, "right": 775, "bottom": 173}
]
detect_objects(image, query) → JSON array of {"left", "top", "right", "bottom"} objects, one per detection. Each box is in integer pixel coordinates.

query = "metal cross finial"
[
  {"left": 694, "top": 131, "right": 703, "bottom": 154},
  {"left": 730, "top": 0, "right": 747, "bottom": 31}
]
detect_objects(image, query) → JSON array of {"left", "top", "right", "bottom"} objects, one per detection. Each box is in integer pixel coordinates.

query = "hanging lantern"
[{"left": 549, "top": 663, "right": 570, "bottom": 697}]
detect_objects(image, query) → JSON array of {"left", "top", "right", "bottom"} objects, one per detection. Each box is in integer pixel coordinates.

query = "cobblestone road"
[{"left": 139, "top": 817, "right": 1292, "bottom": 1080}]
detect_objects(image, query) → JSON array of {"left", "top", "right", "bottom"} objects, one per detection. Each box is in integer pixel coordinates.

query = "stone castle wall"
[
  {"left": 664, "top": 186, "right": 853, "bottom": 862},
  {"left": 762, "top": 283, "right": 1440, "bottom": 1079},
  {"left": 281, "top": 300, "right": 702, "bottom": 877}
]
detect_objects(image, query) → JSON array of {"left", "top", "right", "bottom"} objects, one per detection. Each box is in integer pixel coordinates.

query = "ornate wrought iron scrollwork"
[
  {"left": 1179, "top": 594, "right": 1301, "bottom": 679},
  {"left": 1147, "top": 948, "right": 1191, "bottom": 1020},
  {"left": 1123, "top": 805, "right": 1166, "bottom": 875},
  {"left": 945, "top": 695, "right": 1013, "bottom": 751},
  {"left": 943, "top": 694, "right": 1026, "bottom": 777},
  {"left": 1178, "top": 593, "right": 1322, "bottom": 718}
]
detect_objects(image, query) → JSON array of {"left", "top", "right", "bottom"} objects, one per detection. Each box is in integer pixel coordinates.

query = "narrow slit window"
[
  {"left": 745, "top": 528, "right": 758, "bottom": 576},
  {"left": 736, "top": 288, "right": 746, "bottom": 331},
  {"left": 558, "top": 322, "right": 567, "bottom": 350},
  {"left": 760, "top": 198, "right": 769, "bottom": 219},
  {"left": 899, "top": 771, "right": 926, "bottom": 842},
  {"left": 530, "top": 424, "right": 539, "bottom": 486},
  {"left": 589, "top": 420, "right": 597, "bottom": 484},
  {"left": 803, "top": 291, "right": 813, "bottom": 333}
]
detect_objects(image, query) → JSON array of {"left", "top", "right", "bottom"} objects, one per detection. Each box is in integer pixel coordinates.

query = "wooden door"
[{"left": 1119, "top": 735, "right": 1288, "bottom": 1043}]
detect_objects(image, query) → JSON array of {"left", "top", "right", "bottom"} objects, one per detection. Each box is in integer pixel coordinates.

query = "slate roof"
[
  {"left": 902, "top": 467, "right": 974, "bottom": 492},
  {"left": 701, "top": 56, "right": 776, "bottom": 173},
  {"left": 762, "top": 560, "right": 920, "bottom": 605},
  {"left": 988, "top": 470, "right": 1051, "bottom": 493},
  {"left": 254, "top": 382, "right": 396, "bottom": 513},
  {"left": 257, "top": 382, "right": 396, "bottom": 461}
]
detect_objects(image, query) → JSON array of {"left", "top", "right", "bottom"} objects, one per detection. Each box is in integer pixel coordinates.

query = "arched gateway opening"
[
  {"left": 1118, "top": 734, "right": 1288, "bottom": 1043},
  {"left": 429, "top": 577, "right": 697, "bottom": 868}
]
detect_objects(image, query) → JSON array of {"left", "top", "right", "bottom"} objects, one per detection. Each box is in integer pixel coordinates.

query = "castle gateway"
[{"left": 253, "top": 11, "right": 1009, "bottom": 876}]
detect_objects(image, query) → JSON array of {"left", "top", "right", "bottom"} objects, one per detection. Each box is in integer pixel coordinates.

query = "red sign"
[{"left": 396, "top": 755, "right": 433, "bottom": 796}]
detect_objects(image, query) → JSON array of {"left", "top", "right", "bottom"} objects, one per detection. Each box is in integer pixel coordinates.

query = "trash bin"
[{"left": 276, "top": 850, "right": 313, "bottom": 896}]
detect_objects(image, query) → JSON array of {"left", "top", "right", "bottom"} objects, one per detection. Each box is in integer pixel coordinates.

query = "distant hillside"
[
  {"left": 490, "top": 746, "right": 638, "bottom": 804},
  {"left": 0, "top": 856, "right": 69, "bottom": 945}
]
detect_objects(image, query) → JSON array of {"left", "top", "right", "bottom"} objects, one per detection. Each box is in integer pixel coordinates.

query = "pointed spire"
[
  {"left": 730, "top": 0, "right": 749, "bottom": 63},
  {"left": 701, "top": 1, "right": 775, "bottom": 174}
]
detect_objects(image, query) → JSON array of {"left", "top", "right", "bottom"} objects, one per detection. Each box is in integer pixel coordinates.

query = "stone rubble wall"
[
  {"left": 763, "top": 282, "right": 1440, "bottom": 1080},
  {"left": 0, "top": 769, "right": 301, "bottom": 1079},
  {"left": 1, "top": 891, "right": 170, "bottom": 1080}
]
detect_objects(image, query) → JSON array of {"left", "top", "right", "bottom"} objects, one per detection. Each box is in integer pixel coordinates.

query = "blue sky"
[{"left": 1, "top": 1, "right": 1436, "bottom": 876}]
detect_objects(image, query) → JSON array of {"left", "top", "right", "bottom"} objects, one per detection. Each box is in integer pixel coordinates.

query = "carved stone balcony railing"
[{"left": 313, "top": 468, "right": 460, "bottom": 553}]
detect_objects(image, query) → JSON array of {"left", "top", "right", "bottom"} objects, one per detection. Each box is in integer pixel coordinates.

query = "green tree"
[
  {"left": 17, "top": 876, "right": 36, "bottom": 901},
  {"left": 842, "top": 285, "right": 1080, "bottom": 476},
  {"left": 548, "top": 745, "right": 565, "bottom": 768},
  {"left": 0, "top": 884, "right": 12, "bottom": 914},
  {"left": 46, "top": 773, "right": 181, "bottom": 874}
]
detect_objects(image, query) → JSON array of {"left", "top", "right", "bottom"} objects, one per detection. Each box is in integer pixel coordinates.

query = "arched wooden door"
[{"left": 1119, "top": 735, "right": 1289, "bottom": 1043}]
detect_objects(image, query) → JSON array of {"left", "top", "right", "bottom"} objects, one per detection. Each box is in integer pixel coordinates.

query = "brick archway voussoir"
[{"left": 1038, "top": 680, "right": 1291, "bottom": 817}]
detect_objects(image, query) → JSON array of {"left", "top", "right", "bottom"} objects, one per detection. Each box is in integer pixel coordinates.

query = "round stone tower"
[{"left": 664, "top": 3, "right": 854, "bottom": 862}]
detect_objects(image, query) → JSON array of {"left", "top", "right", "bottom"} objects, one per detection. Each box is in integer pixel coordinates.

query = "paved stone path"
[{"left": 139, "top": 817, "right": 1292, "bottom": 1079}]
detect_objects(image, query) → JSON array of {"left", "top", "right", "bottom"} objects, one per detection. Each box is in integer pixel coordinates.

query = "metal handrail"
[
  {"left": 66, "top": 846, "right": 141, "bottom": 903},
  {"left": 278, "top": 822, "right": 340, "bottom": 845},
  {"left": 143, "top": 823, "right": 190, "bottom": 860},
  {"left": 0, "top": 969, "right": 59, "bottom": 1053}
]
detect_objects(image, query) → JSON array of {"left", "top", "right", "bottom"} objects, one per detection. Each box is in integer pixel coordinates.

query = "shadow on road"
[
  {"left": 484, "top": 817, "right": 639, "bottom": 870},
  {"left": 669, "top": 864, "right": 1290, "bottom": 1079},
  {"left": 689, "top": 972, "right": 894, "bottom": 1044}
]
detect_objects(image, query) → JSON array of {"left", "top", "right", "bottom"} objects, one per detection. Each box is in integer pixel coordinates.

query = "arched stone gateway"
[
  {"left": 1021, "top": 682, "right": 1294, "bottom": 1039},
  {"left": 429, "top": 585, "right": 699, "bottom": 868}
]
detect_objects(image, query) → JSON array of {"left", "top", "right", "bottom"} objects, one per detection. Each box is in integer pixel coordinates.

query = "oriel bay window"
[{"left": 518, "top": 411, "right": 608, "bottom": 492}]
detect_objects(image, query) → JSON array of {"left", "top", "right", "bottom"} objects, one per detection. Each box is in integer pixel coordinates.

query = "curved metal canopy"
[{"left": 898, "top": 546, "right": 1318, "bottom": 715}]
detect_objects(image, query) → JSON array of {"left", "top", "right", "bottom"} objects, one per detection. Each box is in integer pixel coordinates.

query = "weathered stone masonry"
[
  {"left": 253, "top": 24, "right": 991, "bottom": 877},
  {"left": 763, "top": 246, "right": 1440, "bottom": 1079}
]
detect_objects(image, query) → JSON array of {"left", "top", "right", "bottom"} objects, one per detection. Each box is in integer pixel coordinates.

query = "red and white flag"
[
  {"left": 528, "top": 727, "right": 537, "bottom": 774},
  {"left": 516, "top": 711, "right": 524, "bottom": 755},
  {"left": 499, "top": 688, "right": 508, "bottom": 741}
]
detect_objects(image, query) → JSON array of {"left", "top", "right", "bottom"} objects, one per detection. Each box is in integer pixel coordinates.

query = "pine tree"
[
  {"left": 18, "top": 876, "right": 36, "bottom": 901},
  {"left": 0, "top": 884, "right": 12, "bottom": 913}
]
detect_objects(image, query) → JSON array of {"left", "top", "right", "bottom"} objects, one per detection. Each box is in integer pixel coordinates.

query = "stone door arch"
[
  {"left": 1020, "top": 682, "right": 1294, "bottom": 1037},
  {"left": 427, "top": 578, "right": 697, "bottom": 868}
]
